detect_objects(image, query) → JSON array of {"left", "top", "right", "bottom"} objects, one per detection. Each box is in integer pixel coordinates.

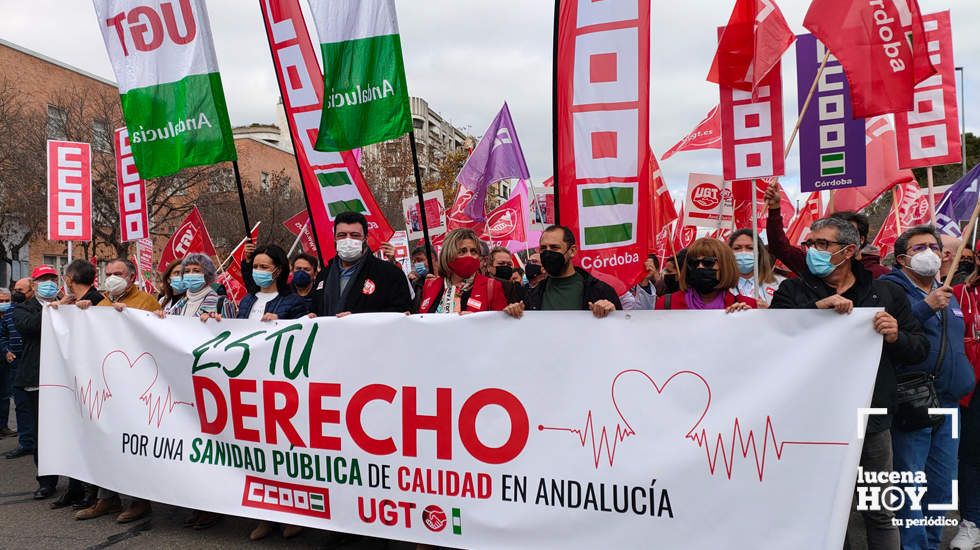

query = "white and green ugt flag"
[
  {"left": 93, "top": 0, "right": 236, "bottom": 179},
  {"left": 308, "top": 0, "right": 412, "bottom": 152}
]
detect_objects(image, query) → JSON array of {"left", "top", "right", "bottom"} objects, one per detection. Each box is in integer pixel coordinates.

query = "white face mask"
[
  {"left": 336, "top": 238, "right": 365, "bottom": 262},
  {"left": 104, "top": 275, "right": 129, "bottom": 297},
  {"left": 908, "top": 250, "right": 941, "bottom": 278}
]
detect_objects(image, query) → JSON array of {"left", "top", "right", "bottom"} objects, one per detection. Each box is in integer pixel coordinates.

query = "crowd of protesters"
[{"left": 2, "top": 201, "right": 980, "bottom": 550}]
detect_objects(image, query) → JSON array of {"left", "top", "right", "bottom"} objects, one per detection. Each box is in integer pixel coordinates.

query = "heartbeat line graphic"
[
  {"left": 540, "top": 369, "right": 848, "bottom": 480},
  {"left": 43, "top": 351, "right": 193, "bottom": 427},
  {"left": 688, "top": 416, "right": 848, "bottom": 481}
]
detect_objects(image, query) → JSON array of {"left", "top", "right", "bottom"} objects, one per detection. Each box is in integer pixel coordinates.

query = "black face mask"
[
  {"left": 10, "top": 291, "right": 26, "bottom": 304},
  {"left": 662, "top": 273, "right": 680, "bottom": 294},
  {"left": 958, "top": 260, "right": 976, "bottom": 274},
  {"left": 494, "top": 265, "right": 514, "bottom": 281},
  {"left": 540, "top": 250, "right": 569, "bottom": 277},
  {"left": 686, "top": 268, "right": 721, "bottom": 294},
  {"left": 524, "top": 263, "right": 543, "bottom": 280}
]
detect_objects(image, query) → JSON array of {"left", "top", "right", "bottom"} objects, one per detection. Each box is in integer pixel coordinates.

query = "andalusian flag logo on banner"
[
  {"left": 92, "top": 0, "right": 237, "bottom": 179},
  {"left": 579, "top": 184, "right": 639, "bottom": 249},
  {"left": 308, "top": 0, "right": 413, "bottom": 152}
]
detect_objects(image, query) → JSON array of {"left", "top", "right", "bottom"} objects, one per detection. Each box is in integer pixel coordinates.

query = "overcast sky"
[{"left": 1, "top": 0, "right": 976, "bottom": 203}]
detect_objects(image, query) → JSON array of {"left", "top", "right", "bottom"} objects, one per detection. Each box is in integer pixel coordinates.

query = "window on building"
[
  {"left": 42, "top": 255, "right": 69, "bottom": 275},
  {"left": 412, "top": 118, "right": 424, "bottom": 130},
  {"left": 281, "top": 176, "right": 292, "bottom": 199},
  {"left": 260, "top": 171, "right": 270, "bottom": 192},
  {"left": 47, "top": 105, "right": 67, "bottom": 140},
  {"left": 92, "top": 120, "right": 112, "bottom": 152}
]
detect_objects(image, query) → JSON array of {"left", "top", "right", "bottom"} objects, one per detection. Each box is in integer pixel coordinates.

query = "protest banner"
[
  {"left": 260, "top": 0, "right": 395, "bottom": 257},
  {"left": 719, "top": 57, "right": 785, "bottom": 182},
  {"left": 47, "top": 140, "right": 92, "bottom": 242},
  {"left": 683, "top": 174, "right": 733, "bottom": 230},
  {"left": 894, "top": 11, "right": 961, "bottom": 170},
  {"left": 556, "top": 0, "right": 651, "bottom": 295},
  {"left": 403, "top": 191, "right": 446, "bottom": 242},
  {"left": 41, "top": 308, "right": 880, "bottom": 549},
  {"left": 114, "top": 127, "right": 150, "bottom": 242},
  {"left": 156, "top": 206, "right": 217, "bottom": 272},
  {"left": 92, "top": 0, "right": 237, "bottom": 179},
  {"left": 794, "top": 35, "right": 866, "bottom": 193}
]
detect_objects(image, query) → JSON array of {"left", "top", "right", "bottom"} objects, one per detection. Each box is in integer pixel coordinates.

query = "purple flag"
[
  {"left": 795, "top": 34, "right": 866, "bottom": 193},
  {"left": 457, "top": 103, "right": 531, "bottom": 221},
  {"left": 936, "top": 163, "right": 980, "bottom": 237}
]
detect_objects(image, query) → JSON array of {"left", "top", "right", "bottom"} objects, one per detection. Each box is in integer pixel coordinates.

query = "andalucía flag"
[
  {"left": 93, "top": 0, "right": 237, "bottom": 179},
  {"left": 308, "top": 0, "right": 412, "bottom": 152}
]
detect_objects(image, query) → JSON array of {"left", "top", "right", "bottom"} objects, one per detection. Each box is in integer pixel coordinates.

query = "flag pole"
[
  {"left": 893, "top": 188, "right": 903, "bottom": 236},
  {"left": 927, "top": 166, "right": 938, "bottom": 225},
  {"left": 231, "top": 160, "right": 253, "bottom": 243},
  {"left": 751, "top": 183, "right": 763, "bottom": 305},
  {"left": 551, "top": 0, "right": 561, "bottom": 225},
  {"left": 408, "top": 130, "right": 435, "bottom": 270},
  {"left": 288, "top": 220, "right": 310, "bottom": 258},
  {"left": 945, "top": 199, "right": 980, "bottom": 287},
  {"left": 785, "top": 49, "right": 832, "bottom": 160}
]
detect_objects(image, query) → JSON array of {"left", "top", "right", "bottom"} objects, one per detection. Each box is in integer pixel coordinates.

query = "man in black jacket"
[
  {"left": 771, "top": 217, "right": 928, "bottom": 550},
  {"left": 12, "top": 266, "right": 61, "bottom": 499},
  {"left": 314, "top": 211, "right": 413, "bottom": 317},
  {"left": 504, "top": 225, "right": 621, "bottom": 318}
]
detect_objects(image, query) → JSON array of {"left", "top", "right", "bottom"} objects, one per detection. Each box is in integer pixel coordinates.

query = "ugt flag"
[
  {"left": 156, "top": 206, "right": 216, "bottom": 272},
  {"left": 308, "top": 0, "right": 412, "bottom": 152},
  {"left": 457, "top": 103, "right": 531, "bottom": 221},
  {"left": 93, "top": 0, "right": 237, "bottom": 179},
  {"left": 803, "top": 0, "right": 936, "bottom": 118}
]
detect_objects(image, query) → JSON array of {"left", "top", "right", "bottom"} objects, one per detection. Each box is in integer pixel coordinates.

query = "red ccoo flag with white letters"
[
  {"left": 803, "top": 0, "right": 936, "bottom": 118},
  {"left": 47, "top": 140, "right": 92, "bottom": 242},
  {"left": 156, "top": 206, "right": 216, "bottom": 272},
  {"left": 114, "top": 127, "right": 150, "bottom": 242}
]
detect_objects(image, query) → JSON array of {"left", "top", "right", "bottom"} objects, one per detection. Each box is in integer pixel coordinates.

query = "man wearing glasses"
[
  {"left": 771, "top": 217, "right": 928, "bottom": 550},
  {"left": 880, "top": 226, "right": 975, "bottom": 549}
]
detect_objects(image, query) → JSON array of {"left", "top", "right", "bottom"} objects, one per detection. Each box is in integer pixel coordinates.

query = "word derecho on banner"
[{"left": 40, "top": 308, "right": 881, "bottom": 549}]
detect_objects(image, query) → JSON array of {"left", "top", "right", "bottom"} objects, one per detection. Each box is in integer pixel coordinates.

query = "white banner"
[{"left": 40, "top": 308, "right": 881, "bottom": 549}]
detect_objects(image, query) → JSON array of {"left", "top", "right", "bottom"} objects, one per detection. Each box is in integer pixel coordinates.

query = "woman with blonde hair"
[
  {"left": 727, "top": 228, "right": 785, "bottom": 305},
  {"left": 417, "top": 228, "right": 508, "bottom": 313},
  {"left": 655, "top": 238, "right": 756, "bottom": 311}
]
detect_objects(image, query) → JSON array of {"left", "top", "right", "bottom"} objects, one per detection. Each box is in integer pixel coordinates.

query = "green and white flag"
[
  {"left": 93, "top": 0, "right": 236, "bottom": 179},
  {"left": 308, "top": 0, "right": 412, "bottom": 152}
]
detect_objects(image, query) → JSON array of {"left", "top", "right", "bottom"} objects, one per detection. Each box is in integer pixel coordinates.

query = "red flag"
[
  {"left": 894, "top": 11, "right": 962, "bottom": 169},
  {"left": 672, "top": 205, "right": 698, "bottom": 253},
  {"left": 708, "top": 0, "right": 795, "bottom": 92},
  {"left": 803, "top": 0, "right": 937, "bottom": 118},
  {"left": 872, "top": 181, "right": 931, "bottom": 258},
  {"left": 282, "top": 210, "right": 318, "bottom": 255},
  {"left": 720, "top": 61, "right": 785, "bottom": 181},
  {"left": 446, "top": 186, "right": 484, "bottom": 232},
  {"left": 648, "top": 152, "right": 678, "bottom": 252},
  {"left": 785, "top": 192, "right": 823, "bottom": 248},
  {"left": 482, "top": 191, "right": 527, "bottom": 243},
  {"left": 661, "top": 106, "right": 722, "bottom": 160},
  {"left": 732, "top": 179, "right": 794, "bottom": 232},
  {"left": 220, "top": 223, "right": 261, "bottom": 305},
  {"left": 114, "top": 128, "right": 150, "bottom": 242},
  {"left": 156, "top": 206, "right": 217, "bottom": 272},
  {"left": 833, "top": 117, "right": 916, "bottom": 213}
]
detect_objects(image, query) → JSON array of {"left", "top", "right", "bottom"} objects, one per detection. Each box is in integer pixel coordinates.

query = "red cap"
[{"left": 31, "top": 265, "right": 58, "bottom": 279}]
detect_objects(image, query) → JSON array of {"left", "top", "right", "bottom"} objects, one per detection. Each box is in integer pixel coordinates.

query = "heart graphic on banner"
[{"left": 611, "top": 369, "right": 712, "bottom": 445}]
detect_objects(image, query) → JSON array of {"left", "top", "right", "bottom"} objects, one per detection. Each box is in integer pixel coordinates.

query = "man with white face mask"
[
  {"left": 313, "top": 211, "right": 412, "bottom": 317},
  {"left": 87, "top": 259, "right": 159, "bottom": 313},
  {"left": 880, "top": 226, "right": 976, "bottom": 549}
]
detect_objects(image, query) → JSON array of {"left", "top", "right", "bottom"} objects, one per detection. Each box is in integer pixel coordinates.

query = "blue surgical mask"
[
  {"left": 734, "top": 252, "right": 755, "bottom": 275},
  {"left": 806, "top": 248, "right": 847, "bottom": 278},
  {"left": 291, "top": 270, "right": 312, "bottom": 289},
  {"left": 170, "top": 277, "right": 186, "bottom": 294},
  {"left": 252, "top": 270, "right": 275, "bottom": 289},
  {"left": 182, "top": 274, "right": 207, "bottom": 292},
  {"left": 413, "top": 263, "right": 427, "bottom": 277},
  {"left": 0, "top": 303, "right": 10, "bottom": 313},
  {"left": 36, "top": 281, "right": 59, "bottom": 300}
]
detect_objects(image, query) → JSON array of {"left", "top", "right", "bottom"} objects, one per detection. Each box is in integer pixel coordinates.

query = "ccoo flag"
[
  {"left": 308, "top": 0, "right": 412, "bottom": 152},
  {"left": 92, "top": 0, "right": 237, "bottom": 179}
]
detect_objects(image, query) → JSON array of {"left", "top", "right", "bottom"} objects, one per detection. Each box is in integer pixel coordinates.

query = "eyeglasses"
[
  {"left": 908, "top": 243, "right": 942, "bottom": 254},
  {"left": 802, "top": 239, "right": 846, "bottom": 251},
  {"left": 687, "top": 257, "right": 718, "bottom": 269}
]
